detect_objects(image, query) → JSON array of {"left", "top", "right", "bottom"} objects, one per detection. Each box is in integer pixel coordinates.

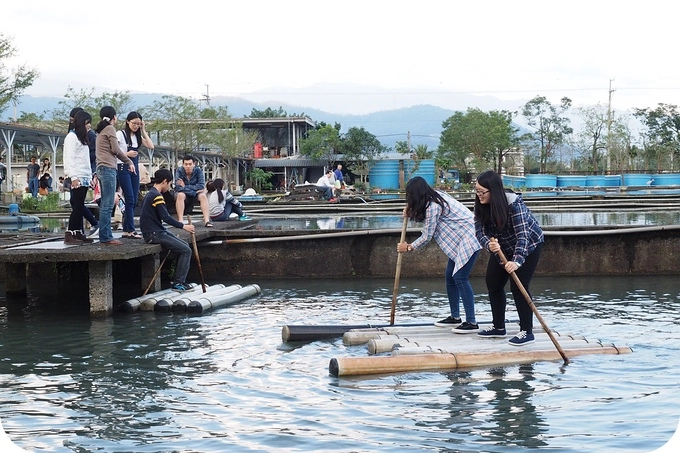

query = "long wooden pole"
[
  {"left": 187, "top": 216, "right": 207, "bottom": 293},
  {"left": 142, "top": 250, "right": 171, "bottom": 296},
  {"left": 493, "top": 243, "right": 569, "bottom": 364},
  {"left": 389, "top": 217, "right": 409, "bottom": 325}
]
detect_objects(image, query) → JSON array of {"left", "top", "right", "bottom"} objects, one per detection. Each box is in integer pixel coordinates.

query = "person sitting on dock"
[
  {"left": 206, "top": 178, "right": 250, "bottom": 221},
  {"left": 140, "top": 169, "right": 196, "bottom": 292},
  {"left": 174, "top": 154, "right": 213, "bottom": 227},
  {"left": 316, "top": 169, "right": 337, "bottom": 202}
]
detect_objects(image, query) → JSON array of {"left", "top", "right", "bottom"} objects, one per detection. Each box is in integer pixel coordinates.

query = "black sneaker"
[
  {"left": 452, "top": 322, "right": 479, "bottom": 334},
  {"left": 171, "top": 281, "right": 190, "bottom": 292},
  {"left": 477, "top": 326, "right": 507, "bottom": 338},
  {"left": 434, "top": 316, "right": 462, "bottom": 327}
]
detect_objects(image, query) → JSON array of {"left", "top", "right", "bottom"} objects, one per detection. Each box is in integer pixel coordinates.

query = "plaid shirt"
[
  {"left": 411, "top": 191, "right": 481, "bottom": 275},
  {"left": 475, "top": 192, "right": 544, "bottom": 266}
]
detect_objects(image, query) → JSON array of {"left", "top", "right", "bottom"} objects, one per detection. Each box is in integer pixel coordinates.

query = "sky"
[{"left": 4, "top": 0, "right": 680, "bottom": 115}]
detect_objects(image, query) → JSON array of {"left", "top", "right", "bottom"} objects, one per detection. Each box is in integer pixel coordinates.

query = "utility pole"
[
  {"left": 606, "top": 78, "right": 615, "bottom": 173},
  {"left": 202, "top": 84, "right": 211, "bottom": 108}
]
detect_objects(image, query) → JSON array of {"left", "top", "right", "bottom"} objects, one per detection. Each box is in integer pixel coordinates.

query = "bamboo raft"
[{"left": 329, "top": 323, "right": 632, "bottom": 377}]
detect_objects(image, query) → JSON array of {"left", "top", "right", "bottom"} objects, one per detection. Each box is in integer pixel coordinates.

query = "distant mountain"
[{"left": 5, "top": 94, "right": 458, "bottom": 151}]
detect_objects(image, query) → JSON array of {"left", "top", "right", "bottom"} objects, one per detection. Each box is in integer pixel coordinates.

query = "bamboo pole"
[
  {"left": 492, "top": 239, "right": 570, "bottom": 364},
  {"left": 390, "top": 217, "right": 409, "bottom": 325},
  {"left": 187, "top": 216, "right": 206, "bottom": 293},
  {"left": 329, "top": 347, "right": 632, "bottom": 377}
]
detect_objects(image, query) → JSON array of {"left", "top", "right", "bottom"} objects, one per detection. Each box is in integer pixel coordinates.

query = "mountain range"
[{"left": 4, "top": 90, "right": 532, "bottom": 151}]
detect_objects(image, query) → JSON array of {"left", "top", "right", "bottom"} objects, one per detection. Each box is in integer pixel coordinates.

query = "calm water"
[
  {"left": 249, "top": 211, "right": 680, "bottom": 231},
  {"left": 1, "top": 275, "right": 678, "bottom": 452}
]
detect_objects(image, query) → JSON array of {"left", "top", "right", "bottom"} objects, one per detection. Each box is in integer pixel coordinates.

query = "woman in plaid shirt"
[
  {"left": 397, "top": 177, "right": 482, "bottom": 333},
  {"left": 474, "top": 170, "right": 544, "bottom": 346}
]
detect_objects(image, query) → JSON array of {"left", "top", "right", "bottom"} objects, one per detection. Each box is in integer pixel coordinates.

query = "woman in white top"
[
  {"left": 116, "top": 111, "right": 154, "bottom": 239},
  {"left": 206, "top": 178, "right": 250, "bottom": 221},
  {"left": 63, "top": 110, "right": 94, "bottom": 244}
]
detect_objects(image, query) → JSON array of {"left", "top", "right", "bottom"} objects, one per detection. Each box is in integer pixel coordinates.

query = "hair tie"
[{"left": 103, "top": 117, "right": 110, "bottom": 122}]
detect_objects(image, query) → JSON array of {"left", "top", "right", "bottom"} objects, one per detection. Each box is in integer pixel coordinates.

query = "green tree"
[
  {"left": 299, "top": 123, "right": 341, "bottom": 167},
  {"left": 340, "top": 127, "right": 387, "bottom": 186},
  {"left": 200, "top": 106, "right": 259, "bottom": 185},
  {"left": 0, "top": 34, "right": 39, "bottom": 119},
  {"left": 438, "top": 108, "right": 518, "bottom": 174},
  {"left": 633, "top": 103, "right": 680, "bottom": 172},
  {"left": 521, "top": 96, "right": 573, "bottom": 173},
  {"left": 146, "top": 95, "right": 202, "bottom": 154}
]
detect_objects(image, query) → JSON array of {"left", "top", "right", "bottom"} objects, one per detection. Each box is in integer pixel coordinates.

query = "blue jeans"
[
  {"left": 211, "top": 203, "right": 244, "bottom": 221},
  {"left": 28, "top": 177, "right": 39, "bottom": 197},
  {"left": 117, "top": 163, "right": 139, "bottom": 233},
  {"left": 143, "top": 230, "right": 192, "bottom": 284},
  {"left": 316, "top": 186, "right": 332, "bottom": 200},
  {"left": 96, "top": 166, "right": 117, "bottom": 243},
  {"left": 446, "top": 250, "right": 480, "bottom": 324}
]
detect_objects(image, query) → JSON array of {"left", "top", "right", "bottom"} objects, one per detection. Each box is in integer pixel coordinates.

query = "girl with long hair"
[
  {"left": 396, "top": 176, "right": 481, "bottom": 332},
  {"left": 474, "top": 170, "right": 544, "bottom": 345},
  {"left": 63, "top": 110, "right": 94, "bottom": 244},
  {"left": 206, "top": 178, "right": 250, "bottom": 221},
  {"left": 116, "top": 111, "right": 154, "bottom": 239}
]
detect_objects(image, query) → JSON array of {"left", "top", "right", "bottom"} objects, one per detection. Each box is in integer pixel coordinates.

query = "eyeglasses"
[
  {"left": 475, "top": 188, "right": 489, "bottom": 196},
  {"left": 129, "top": 121, "right": 142, "bottom": 126}
]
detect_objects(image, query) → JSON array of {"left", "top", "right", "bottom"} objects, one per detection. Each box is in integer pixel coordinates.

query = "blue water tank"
[
  {"left": 406, "top": 159, "right": 436, "bottom": 186},
  {"left": 8, "top": 203, "right": 19, "bottom": 216},
  {"left": 368, "top": 160, "right": 401, "bottom": 190}
]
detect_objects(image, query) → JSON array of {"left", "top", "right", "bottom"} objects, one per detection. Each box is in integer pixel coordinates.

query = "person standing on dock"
[
  {"left": 26, "top": 156, "right": 40, "bottom": 198},
  {"left": 174, "top": 154, "right": 212, "bottom": 226},
  {"left": 116, "top": 112, "right": 154, "bottom": 239},
  {"left": 474, "top": 170, "right": 544, "bottom": 346},
  {"left": 140, "top": 169, "right": 196, "bottom": 292},
  {"left": 397, "top": 176, "right": 481, "bottom": 333},
  {"left": 63, "top": 110, "right": 95, "bottom": 245},
  {"left": 95, "top": 106, "right": 135, "bottom": 246}
]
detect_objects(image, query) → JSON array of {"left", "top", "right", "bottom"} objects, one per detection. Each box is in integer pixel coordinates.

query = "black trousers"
[
  {"left": 485, "top": 242, "right": 543, "bottom": 333},
  {"left": 68, "top": 186, "right": 89, "bottom": 232}
]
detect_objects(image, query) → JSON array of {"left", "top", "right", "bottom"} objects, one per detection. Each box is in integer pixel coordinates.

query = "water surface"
[{"left": 1, "top": 275, "right": 678, "bottom": 452}]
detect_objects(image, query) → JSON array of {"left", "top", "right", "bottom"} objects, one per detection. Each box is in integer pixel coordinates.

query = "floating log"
[
  {"left": 329, "top": 346, "right": 633, "bottom": 377},
  {"left": 342, "top": 322, "right": 508, "bottom": 346},
  {"left": 139, "top": 285, "right": 218, "bottom": 311},
  {"left": 281, "top": 323, "right": 433, "bottom": 343},
  {"left": 186, "top": 284, "right": 262, "bottom": 314},
  {"left": 155, "top": 284, "right": 230, "bottom": 313},
  {"left": 121, "top": 288, "right": 178, "bottom": 313}
]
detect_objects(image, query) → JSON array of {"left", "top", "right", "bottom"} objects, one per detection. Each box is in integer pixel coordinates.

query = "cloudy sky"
[{"left": 4, "top": 1, "right": 679, "bottom": 114}]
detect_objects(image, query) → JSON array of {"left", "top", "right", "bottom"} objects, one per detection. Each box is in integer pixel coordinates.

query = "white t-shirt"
[{"left": 116, "top": 130, "right": 139, "bottom": 164}]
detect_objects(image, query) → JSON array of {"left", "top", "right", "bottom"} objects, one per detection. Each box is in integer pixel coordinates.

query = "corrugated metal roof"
[{"left": 254, "top": 158, "right": 325, "bottom": 168}]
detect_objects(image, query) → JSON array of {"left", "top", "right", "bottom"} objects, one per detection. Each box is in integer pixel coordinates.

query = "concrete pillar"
[
  {"left": 88, "top": 260, "right": 113, "bottom": 317},
  {"left": 5, "top": 263, "right": 27, "bottom": 298},
  {"left": 140, "top": 252, "right": 161, "bottom": 294}
]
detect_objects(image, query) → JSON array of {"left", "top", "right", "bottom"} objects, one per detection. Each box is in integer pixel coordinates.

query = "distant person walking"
[
  {"left": 0, "top": 156, "right": 6, "bottom": 192},
  {"left": 26, "top": 156, "right": 40, "bottom": 197},
  {"left": 95, "top": 106, "right": 135, "bottom": 246}
]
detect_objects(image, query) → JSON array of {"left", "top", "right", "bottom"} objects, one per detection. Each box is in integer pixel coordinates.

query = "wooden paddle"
[
  {"left": 187, "top": 216, "right": 207, "bottom": 293},
  {"left": 142, "top": 250, "right": 171, "bottom": 296},
  {"left": 389, "top": 216, "right": 409, "bottom": 325},
  {"left": 492, "top": 239, "right": 569, "bottom": 364}
]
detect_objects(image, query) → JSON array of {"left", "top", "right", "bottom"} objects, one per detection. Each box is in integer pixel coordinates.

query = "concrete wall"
[{"left": 191, "top": 228, "right": 680, "bottom": 281}]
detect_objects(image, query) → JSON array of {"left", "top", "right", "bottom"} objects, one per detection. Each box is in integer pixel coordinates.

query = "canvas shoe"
[
  {"left": 434, "top": 316, "right": 462, "bottom": 327},
  {"left": 452, "top": 322, "right": 479, "bottom": 333},
  {"left": 171, "top": 281, "right": 191, "bottom": 292},
  {"left": 88, "top": 225, "right": 100, "bottom": 238},
  {"left": 477, "top": 326, "right": 507, "bottom": 338},
  {"left": 508, "top": 331, "right": 535, "bottom": 346},
  {"left": 238, "top": 215, "right": 252, "bottom": 221}
]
